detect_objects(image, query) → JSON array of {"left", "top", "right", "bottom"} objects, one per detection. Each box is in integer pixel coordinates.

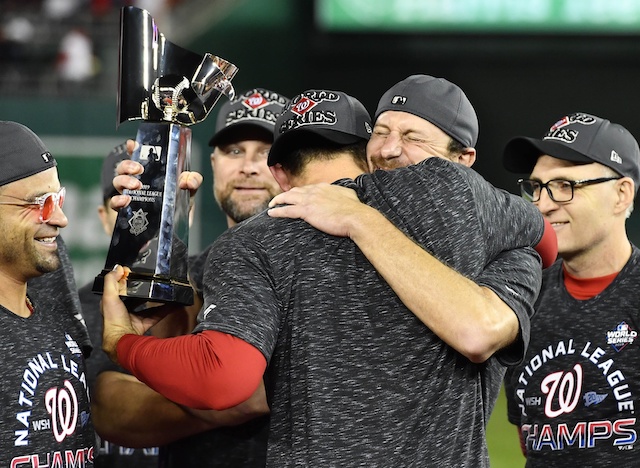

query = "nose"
[
  {"left": 240, "top": 151, "right": 263, "bottom": 175},
  {"left": 379, "top": 133, "right": 402, "bottom": 160},
  {"left": 535, "top": 186, "right": 559, "bottom": 215},
  {"left": 48, "top": 204, "right": 68, "bottom": 228}
]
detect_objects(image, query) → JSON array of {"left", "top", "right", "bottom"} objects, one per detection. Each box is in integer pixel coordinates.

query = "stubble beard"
[
  {"left": 35, "top": 249, "right": 61, "bottom": 274},
  {"left": 0, "top": 240, "right": 61, "bottom": 279},
  {"left": 217, "top": 186, "right": 281, "bottom": 224},
  {"left": 369, "top": 156, "right": 405, "bottom": 171},
  {"left": 215, "top": 177, "right": 282, "bottom": 224},
  {"left": 220, "top": 196, "right": 270, "bottom": 224}
]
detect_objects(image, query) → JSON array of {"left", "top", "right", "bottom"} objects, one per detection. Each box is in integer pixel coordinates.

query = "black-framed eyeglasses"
[
  {"left": 0, "top": 187, "right": 66, "bottom": 223},
  {"left": 518, "top": 177, "right": 621, "bottom": 203}
]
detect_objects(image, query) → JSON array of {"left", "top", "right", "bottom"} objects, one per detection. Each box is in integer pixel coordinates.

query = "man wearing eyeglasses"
[
  {"left": 0, "top": 121, "right": 96, "bottom": 465},
  {"left": 502, "top": 112, "right": 640, "bottom": 466}
]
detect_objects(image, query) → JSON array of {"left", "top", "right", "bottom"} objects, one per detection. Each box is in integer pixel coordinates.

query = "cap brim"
[
  {"left": 208, "top": 121, "right": 274, "bottom": 147},
  {"left": 268, "top": 129, "right": 367, "bottom": 166},
  {"left": 503, "top": 136, "right": 593, "bottom": 174}
]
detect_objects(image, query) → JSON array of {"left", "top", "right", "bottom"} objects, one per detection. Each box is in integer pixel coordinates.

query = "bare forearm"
[
  {"left": 91, "top": 371, "right": 214, "bottom": 447},
  {"left": 347, "top": 205, "right": 518, "bottom": 362},
  {"left": 92, "top": 371, "right": 269, "bottom": 448}
]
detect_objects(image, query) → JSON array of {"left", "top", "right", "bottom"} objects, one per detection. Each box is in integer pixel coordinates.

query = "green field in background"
[{"left": 487, "top": 385, "right": 526, "bottom": 468}]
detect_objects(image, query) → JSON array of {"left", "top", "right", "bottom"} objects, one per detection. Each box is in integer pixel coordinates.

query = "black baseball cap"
[
  {"left": 375, "top": 74, "right": 479, "bottom": 148},
  {"left": 208, "top": 88, "right": 289, "bottom": 147},
  {"left": 0, "top": 121, "right": 57, "bottom": 187},
  {"left": 268, "top": 89, "right": 372, "bottom": 166},
  {"left": 101, "top": 142, "right": 128, "bottom": 203},
  {"left": 503, "top": 112, "right": 640, "bottom": 192}
]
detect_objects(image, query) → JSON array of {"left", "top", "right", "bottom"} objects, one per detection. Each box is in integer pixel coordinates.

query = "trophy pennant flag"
[{"left": 93, "top": 6, "right": 238, "bottom": 305}]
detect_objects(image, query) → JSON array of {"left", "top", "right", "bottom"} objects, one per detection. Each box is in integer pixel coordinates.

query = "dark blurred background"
[{"left": 3, "top": 0, "right": 640, "bottom": 286}]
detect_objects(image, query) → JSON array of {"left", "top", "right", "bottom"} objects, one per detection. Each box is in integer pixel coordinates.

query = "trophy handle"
[{"left": 117, "top": 6, "right": 238, "bottom": 127}]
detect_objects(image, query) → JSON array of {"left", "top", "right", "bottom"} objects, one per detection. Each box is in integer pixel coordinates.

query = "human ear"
[
  {"left": 614, "top": 177, "right": 635, "bottom": 215},
  {"left": 269, "top": 164, "right": 293, "bottom": 192}
]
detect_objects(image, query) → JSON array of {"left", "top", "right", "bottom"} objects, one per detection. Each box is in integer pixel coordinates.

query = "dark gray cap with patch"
[
  {"left": 208, "top": 88, "right": 289, "bottom": 148},
  {"left": 268, "top": 89, "right": 372, "bottom": 166},
  {"left": 375, "top": 74, "right": 479, "bottom": 148},
  {"left": 503, "top": 112, "right": 640, "bottom": 192},
  {"left": 0, "top": 121, "right": 57, "bottom": 187}
]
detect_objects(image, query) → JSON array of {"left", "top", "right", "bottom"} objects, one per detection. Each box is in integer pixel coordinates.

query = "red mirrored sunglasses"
[{"left": 0, "top": 187, "right": 66, "bottom": 223}]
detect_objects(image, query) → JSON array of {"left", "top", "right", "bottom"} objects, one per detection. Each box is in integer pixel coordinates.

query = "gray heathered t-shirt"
[
  {"left": 197, "top": 157, "right": 544, "bottom": 467},
  {"left": 2, "top": 238, "right": 95, "bottom": 465}
]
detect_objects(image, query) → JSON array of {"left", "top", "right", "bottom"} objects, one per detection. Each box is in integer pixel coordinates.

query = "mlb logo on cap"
[
  {"left": 375, "top": 74, "right": 479, "bottom": 148},
  {"left": 0, "top": 121, "right": 57, "bottom": 187}
]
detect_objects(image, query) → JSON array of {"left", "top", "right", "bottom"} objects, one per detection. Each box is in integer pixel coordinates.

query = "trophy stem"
[{"left": 93, "top": 122, "right": 194, "bottom": 306}]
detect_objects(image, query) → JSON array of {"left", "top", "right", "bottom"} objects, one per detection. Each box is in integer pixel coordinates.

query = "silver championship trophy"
[{"left": 92, "top": 6, "right": 238, "bottom": 305}]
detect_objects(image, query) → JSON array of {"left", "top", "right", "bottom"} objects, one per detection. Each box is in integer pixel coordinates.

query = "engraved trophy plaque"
[{"left": 92, "top": 6, "right": 238, "bottom": 305}]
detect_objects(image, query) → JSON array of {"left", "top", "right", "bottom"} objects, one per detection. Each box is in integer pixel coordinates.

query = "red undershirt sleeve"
[
  {"left": 535, "top": 218, "right": 558, "bottom": 269},
  {"left": 116, "top": 330, "right": 267, "bottom": 410}
]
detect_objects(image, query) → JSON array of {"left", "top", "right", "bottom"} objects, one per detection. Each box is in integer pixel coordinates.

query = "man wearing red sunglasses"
[
  {"left": 0, "top": 121, "right": 96, "bottom": 465},
  {"left": 0, "top": 187, "right": 66, "bottom": 223}
]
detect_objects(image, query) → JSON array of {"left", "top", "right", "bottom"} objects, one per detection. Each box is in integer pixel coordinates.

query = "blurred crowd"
[{"left": 0, "top": 0, "right": 186, "bottom": 95}]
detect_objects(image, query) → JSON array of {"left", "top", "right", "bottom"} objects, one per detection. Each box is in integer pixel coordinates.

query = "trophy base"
[{"left": 92, "top": 270, "right": 194, "bottom": 307}]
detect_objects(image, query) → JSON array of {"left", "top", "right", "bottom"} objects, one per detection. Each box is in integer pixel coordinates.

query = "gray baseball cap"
[
  {"left": 503, "top": 112, "right": 640, "bottom": 192},
  {"left": 0, "top": 121, "right": 57, "bottom": 187},
  {"left": 208, "top": 88, "right": 289, "bottom": 147},
  {"left": 375, "top": 74, "right": 479, "bottom": 148},
  {"left": 268, "top": 89, "right": 372, "bottom": 166}
]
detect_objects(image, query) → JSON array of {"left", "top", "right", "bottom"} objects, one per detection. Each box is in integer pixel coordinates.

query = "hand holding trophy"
[{"left": 93, "top": 6, "right": 238, "bottom": 306}]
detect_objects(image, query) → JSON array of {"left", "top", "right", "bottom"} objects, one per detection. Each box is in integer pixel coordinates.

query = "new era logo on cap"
[
  {"left": 391, "top": 95, "right": 407, "bottom": 105},
  {"left": 0, "top": 121, "right": 57, "bottom": 187},
  {"left": 611, "top": 150, "right": 622, "bottom": 165}
]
